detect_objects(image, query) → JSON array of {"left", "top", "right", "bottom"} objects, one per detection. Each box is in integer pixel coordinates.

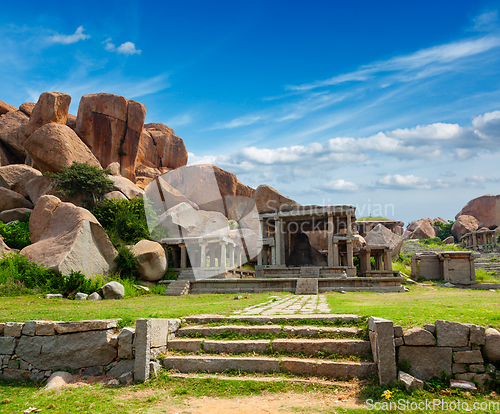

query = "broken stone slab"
[
  {"left": 450, "top": 379, "right": 477, "bottom": 390},
  {"left": 150, "top": 361, "right": 162, "bottom": 377},
  {"left": 83, "top": 365, "right": 104, "bottom": 376},
  {"left": 393, "top": 326, "right": 404, "bottom": 338},
  {"left": 44, "top": 294, "right": 63, "bottom": 299},
  {"left": 167, "top": 338, "right": 203, "bottom": 353},
  {"left": 394, "top": 337, "right": 404, "bottom": 347},
  {"left": 424, "top": 324, "right": 436, "bottom": 334},
  {"left": 45, "top": 371, "right": 73, "bottom": 390},
  {"left": 16, "top": 330, "right": 117, "bottom": 370},
  {"left": 398, "top": 371, "right": 424, "bottom": 392},
  {"left": 54, "top": 319, "right": 119, "bottom": 334},
  {"left": 403, "top": 327, "right": 436, "bottom": 346},
  {"left": 368, "top": 316, "right": 397, "bottom": 386},
  {"left": 108, "top": 359, "right": 135, "bottom": 378},
  {"left": 21, "top": 321, "right": 37, "bottom": 336},
  {"left": 398, "top": 346, "right": 452, "bottom": 381},
  {"left": 150, "top": 319, "right": 181, "bottom": 348},
  {"left": 119, "top": 371, "right": 133, "bottom": 384},
  {"left": 435, "top": 320, "right": 469, "bottom": 347},
  {"left": 455, "top": 372, "right": 490, "bottom": 388},
  {"left": 4, "top": 322, "right": 23, "bottom": 337},
  {"left": 468, "top": 324, "right": 486, "bottom": 346},
  {"left": 453, "top": 350, "right": 484, "bottom": 364},
  {"left": 118, "top": 327, "right": 135, "bottom": 358}
]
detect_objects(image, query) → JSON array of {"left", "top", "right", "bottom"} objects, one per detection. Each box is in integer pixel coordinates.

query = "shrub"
[
  {"left": 434, "top": 220, "right": 455, "bottom": 241},
  {"left": 115, "top": 246, "right": 139, "bottom": 279},
  {"left": 0, "top": 220, "right": 31, "bottom": 249},
  {"left": 44, "top": 162, "right": 114, "bottom": 204}
]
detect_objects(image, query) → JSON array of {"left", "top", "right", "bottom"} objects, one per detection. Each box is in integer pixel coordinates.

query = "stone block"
[
  {"left": 83, "top": 366, "right": 104, "bottom": 376},
  {"left": 0, "top": 337, "right": 16, "bottom": 355},
  {"left": 468, "top": 325, "right": 486, "bottom": 346},
  {"left": 149, "top": 319, "right": 181, "bottom": 348},
  {"left": 35, "top": 321, "right": 56, "bottom": 336},
  {"left": 280, "top": 358, "right": 318, "bottom": 376},
  {"left": 4, "top": 322, "right": 23, "bottom": 337},
  {"left": 403, "top": 327, "right": 436, "bottom": 346},
  {"left": 393, "top": 326, "right": 403, "bottom": 338},
  {"left": 398, "top": 371, "right": 424, "bottom": 392},
  {"left": 316, "top": 360, "right": 377, "bottom": 379},
  {"left": 483, "top": 328, "right": 500, "bottom": 361},
  {"left": 368, "top": 317, "right": 397, "bottom": 386},
  {"left": 453, "top": 363, "right": 466, "bottom": 374},
  {"left": 110, "top": 335, "right": 118, "bottom": 348},
  {"left": 394, "top": 337, "right": 404, "bottom": 347},
  {"left": 470, "top": 364, "right": 485, "bottom": 373},
  {"left": 118, "top": 327, "right": 135, "bottom": 358},
  {"left": 16, "top": 330, "right": 117, "bottom": 370},
  {"left": 150, "top": 361, "right": 161, "bottom": 377},
  {"left": 22, "top": 321, "right": 37, "bottom": 336},
  {"left": 425, "top": 324, "right": 436, "bottom": 334},
  {"left": 134, "top": 319, "right": 151, "bottom": 382},
  {"left": 435, "top": 320, "right": 469, "bottom": 347},
  {"left": 272, "top": 339, "right": 370, "bottom": 357},
  {"left": 119, "top": 371, "right": 133, "bottom": 384},
  {"left": 150, "top": 346, "right": 166, "bottom": 360},
  {"left": 2, "top": 368, "right": 31, "bottom": 381},
  {"left": 455, "top": 372, "right": 490, "bottom": 388},
  {"left": 398, "top": 346, "right": 452, "bottom": 380},
  {"left": 108, "top": 359, "right": 135, "bottom": 378},
  {"left": 453, "top": 350, "right": 483, "bottom": 364},
  {"left": 161, "top": 355, "right": 280, "bottom": 374},
  {"left": 203, "top": 340, "right": 270, "bottom": 354},
  {"left": 54, "top": 319, "right": 119, "bottom": 334}
]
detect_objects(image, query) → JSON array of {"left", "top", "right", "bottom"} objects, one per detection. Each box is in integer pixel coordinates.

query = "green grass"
[
  {"left": 357, "top": 216, "right": 388, "bottom": 221},
  {"left": 324, "top": 285, "right": 500, "bottom": 329},
  {"left": 475, "top": 268, "right": 499, "bottom": 283}
]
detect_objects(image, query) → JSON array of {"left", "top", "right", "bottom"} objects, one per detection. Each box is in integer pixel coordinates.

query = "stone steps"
[
  {"left": 163, "top": 280, "right": 190, "bottom": 296},
  {"left": 167, "top": 337, "right": 371, "bottom": 357},
  {"left": 184, "top": 313, "right": 362, "bottom": 324},
  {"left": 161, "top": 355, "right": 376, "bottom": 379},
  {"left": 177, "top": 325, "right": 362, "bottom": 338}
]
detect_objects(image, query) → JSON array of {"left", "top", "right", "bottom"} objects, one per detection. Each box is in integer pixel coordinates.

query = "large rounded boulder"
[{"left": 131, "top": 240, "right": 167, "bottom": 281}]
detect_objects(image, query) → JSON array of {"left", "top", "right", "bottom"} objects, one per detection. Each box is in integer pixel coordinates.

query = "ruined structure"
[
  {"left": 411, "top": 251, "right": 477, "bottom": 285},
  {"left": 461, "top": 228, "right": 499, "bottom": 251},
  {"left": 357, "top": 219, "right": 403, "bottom": 237}
]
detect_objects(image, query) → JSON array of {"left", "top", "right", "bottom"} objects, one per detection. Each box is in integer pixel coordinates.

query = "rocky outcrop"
[
  {"left": 75, "top": 93, "right": 146, "bottom": 182},
  {"left": 0, "top": 235, "right": 11, "bottom": 256},
  {"left": 456, "top": 194, "right": 500, "bottom": 229},
  {"left": 18, "top": 102, "right": 35, "bottom": 117},
  {"left": 0, "top": 100, "right": 17, "bottom": 115},
  {"left": 25, "top": 176, "right": 52, "bottom": 205},
  {"left": 24, "top": 92, "right": 71, "bottom": 137},
  {"left": 404, "top": 218, "right": 445, "bottom": 240},
  {"left": 0, "top": 208, "right": 32, "bottom": 223},
  {"left": 364, "top": 224, "right": 404, "bottom": 258},
  {"left": 131, "top": 240, "right": 167, "bottom": 281},
  {"left": 0, "top": 187, "right": 33, "bottom": 212},
  {"left": 162, "top": 164, "right": 254, "bottom": 220},
  {"left": 251, "top": 184, "right": 299, "bottom": 213},
  {"left": 109, "top": 176, "right": 144, "bottom": 199},
  {"left": 20, "top": 195, "right": 117, "bottom": 276},
  {"left": 144, "top": 176, "right": 198, "bottom": 213},
  {"left": 451, "top": 215, "right": 479, "bottom": 240},
  {"left": 24, "top": 123, "right": 101, "bottom": 173},
  {"left": 483, "top": 328, "right": 500, "bottom": 361},
  {"left": 0, "top": 164, "right": 42, "bottom": 198},
  {"left": 0, "top": 110, "right": 29, "bottom": 161}
]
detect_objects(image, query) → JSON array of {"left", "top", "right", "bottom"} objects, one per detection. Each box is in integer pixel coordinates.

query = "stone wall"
[
  {"left": 369, "top": 317, "right": 499, "bottom": 388},
  {"left": 0, "top": 318, "right": 180, "bottom": 383}
]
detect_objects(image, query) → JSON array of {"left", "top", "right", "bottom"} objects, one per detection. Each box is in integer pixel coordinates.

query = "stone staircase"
[
  {"left": 163, "top": 280, "right": 190, "bottom": 296},
  {"left": 159, "top": 314, "right": 377, "bottom": 380}
]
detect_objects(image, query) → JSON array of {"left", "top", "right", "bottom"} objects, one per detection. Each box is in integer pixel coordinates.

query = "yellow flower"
[{"left": 381, "top": 390, "right": 393, "bottom": 400}]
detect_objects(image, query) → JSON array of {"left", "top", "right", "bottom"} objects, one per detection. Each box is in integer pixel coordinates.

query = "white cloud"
[
  {"left": 322, "top": 179, "right": 359, "bottom": 192},
  {"left": 117, "top": 42, "right": 142, "bottom": 55},
  {"left": 103, "top": 39, "right": 142, "bottom": 55},
  {"left": 472, "top": 11, "right": 498, "bottom": 32},
  {"left": 48, "top": 26, "right": 90, "bottom": 45},
  {"left": 377, "top": 174, "right": 449, "bottom": 190}
]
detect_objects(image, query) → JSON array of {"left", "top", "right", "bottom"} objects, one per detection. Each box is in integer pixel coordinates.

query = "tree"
[{"left": 44, "top": 162, "right": 114, "bottom": 205}]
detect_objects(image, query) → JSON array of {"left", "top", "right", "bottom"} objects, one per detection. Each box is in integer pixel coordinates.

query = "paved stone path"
[{"left": 232, "top": 295, "right": 331, "bottom": 315}]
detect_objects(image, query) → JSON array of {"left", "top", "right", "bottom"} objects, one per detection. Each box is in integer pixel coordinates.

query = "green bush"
[
  {"left": 0, "top": 220, "right": 31, "bottom": 249},
  {"left": 434, "top": 220, "right": 455, "bottom": 241},
  {"left": 115, "top": 246, "right": 139, "bottom": 279},
  {"left": 91, "top": 198, "right": 151, "bottom": 248}
]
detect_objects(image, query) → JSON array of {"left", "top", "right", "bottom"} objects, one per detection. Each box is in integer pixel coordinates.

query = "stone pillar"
[
  {"left": 271, "top": 246, "right": 276, "bottom": 265},
  {"left": 368, "top": 317, "right": 397, "bottom": 386},
  {"left": 383, "top": 250, "right": 392, "bottom": 271},
  {"left": 134, "top": 318, "right": 151, "bottom": 382},
  {"left": 347, "top": 213, "right": 353, "bottom": 236},
  {"left": 328, "top": 213, "right": 334, "bottom": 267},
  {"left": 209, "top": 245, "right": 216, "bottom": 267},
  {"left": 275, "top": 218, "right": 282, "bottom": 266},
  {"left": 199, "top": 242, "right": 207, "bottom": 268},
  {"left": 361, "top": 249, "right": 370, "bottom": 275},
  {"left": 220, "top": 241, "right": 227, "bottom": 270},
  {"left": 172, "top": 246, "right": 180, "bottom": 268},
  {"left": 229, "top": 243, "right": 235, "bottom": 268},
  {"left": 333, "top": 242, "right": 339, "bottom": 266},
  {"left": 442, "top": 255, "right": 450, "bottom": 281},
  {"left": 346, "top": 240, "right": 353, "bottom": 267},
  {"left": 180, "top": 245, "right": 187, "bottom": 270},
  {"left": 473, "top": 233, "right": 477, "bottom": 248},
  {"left": 257, "top": 218, "right": 265, "bottom": 266},
  {"left": 375, "top": 252, "right": 383, "bottom": 270},
  {"left": 237, "top": 247, "right": 242, "bottom": 268}
]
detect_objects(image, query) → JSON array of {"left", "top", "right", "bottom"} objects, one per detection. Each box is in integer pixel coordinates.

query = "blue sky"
[{"left": 2, "top": 0, "right": 500, "bottom": 224}]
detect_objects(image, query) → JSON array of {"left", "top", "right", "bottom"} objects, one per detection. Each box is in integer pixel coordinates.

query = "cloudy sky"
[{"left": 2, "top": 1, "right": 500, "bottom": 224}]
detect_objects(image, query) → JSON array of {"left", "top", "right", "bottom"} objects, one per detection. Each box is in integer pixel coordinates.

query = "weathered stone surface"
[
  {"left": 0, "top": 208, "right": 32, "bottom": 223},
  {"left": 150, "top": 319, "right": 180, "bottom": 348},
  {"left": 131, "top": 240, "right": 167, "bottom": 282},
  {"left": 19, "top": 102, "right": 35, "bottom": 117},
  {"left": 24, "top": 92, "right": 71, "bottom": 137},
  {"left": 150, "top": 361, "right": 162, "bottom": 377},
  {"left": 22, "top": 321, "right": 37, "bottom": 336},
  {"left": 452, "top": 215, "right": 479, "bottom": 240},
  {"left": 407, "top": 218, "right": 436, "bottom": 240},
  {"left": 103, "top": 190, "right": 128, "bottom": 201},
  {"left": 456, "top": 194, "right": 500, "bottom": 229},
  {"left": 403, "top": 327, "right": 436, "bottom": 346},
  {"left": 204, "top": 340, "right": 270, "bottom": 354},
  {"left": 394, "top": 337, "right": 404, "bottom": 347},
  {"left": 398, "top": 371, "right": 424, "bottom": 392},
  {"left": 162, "top": 165, "right": 254, "bottom": 220},
  {"left": 272, "top": 339, "right": 371, "bottom": 357},
  {"left": 25, "top": 176, "right": 52, "bottom": 205},
  {"left": 0, "top": 337, "right": 16, "bottom": 354},
  {"left": 21, "top": 196, "right": 117, "bottom": 276},
  {"left": 55, "top": 319, "right": 118, "bottom": 334},
  {"left": 108, "top": 359, "right": 135, "bottom": 378},
  {"left": 2, "top": 368, "right": 31, "bottom": 381},
  {"left": 455, "top": 372, "right": 491, "bottom": 388},
  {"left": 187, "top": 210, "right": 230, "bottom": 238},
  {"left": 453, "top": 350, "right": 483, "bottom": 364},
  {"left": 24, "top": 123, "right": 101, "bottom": 174},
  {"left": 144, "top": 175, "right": 198, "bottom": 213},
  {"left": 155, "top": 202, "right": 202, "bottom": 238},
  {"left": 0, "top": 187, "right": 33, "bottom": 212},
  {"left": 45, "top": 371, "right": 73, "bottom": 389},
  {"left": 74, "top": 293, "right": 88, "bottom": 300},
  {"left": 0, "top": 164, "right": 42, "bottom": 198},
  {"left": 368, "top": 317, "right": 397, "bottom": 386},
  {"left": 435, "top": 320, "right": 469, "bottom": 347},
  {"left": 0, "top": 141, "right": 18, "bottom": 166},
  {"left": 102, "top": 281, "right": 125, "bottom": 299},
  {"left": 118, "top": 327, "right": 135, "bottom": 358},
  {"left": 4, "top": 322, "right": 23, "bottom": 337},
  {"left": 483, "top": 328, "right": 500, "bottom": 361},
  {"left": 34, "top": 321, "right": 56, "bottom": 336},
  {"left": 315, "top": 360, "right": 377, "bottom": 379},
  {"left": 393, "top": 326, "right": 404, "bottom": 338},
  {"left": 250, "top": 184, "right": 298, "bottom": 213},
  {"left": 0, "top": 100, "right": 17, "bottom": 115},
  {"left": 109, "top": 175, "right": 144, "bottom": 199},
  {"left": 16, "top": 330, "right": 117, "bottom": 370},
  {"left": 66, "top": 114, "right": 77, "bottom": 130},
  {"left": 134, "top": 318, "right": 151, "bottom": 381},
  {"left": 468, "top": 324, "right": 486, "bottom": 346},
  {"left": 167, "top": 338, "right": 203, "bottom": 352},
  {"left": 177, "top": 325, "right": 282, "bottom": 337},
  {"left": 0, "top": 110, "right": 29, "bottom": 160},
  {"left": 398, "top": 346, "right": 452, "bottom": 380},
  {"left": 365, "top": 224, "right": 404, "bottom": 258},
  {"left": 162, "top": 355, "right": 280, "bottom": 374},
  {"left": 444, "top": 236, "right": 455, "bottom": 244},
  {"left": 282, "top": 326, "right": 361, "bottom": 337},
  {"left": 425, "top": 324, "right": 436, "bottom": 334},
  {"left": 44, "top": 293, "right": 63, "bottom": 299},
  {"left": 106, "top": 162, "right": 121, "bottom": 176},
  {"left": 88, "top": 292, "right": 102, "bottom": 301}
]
